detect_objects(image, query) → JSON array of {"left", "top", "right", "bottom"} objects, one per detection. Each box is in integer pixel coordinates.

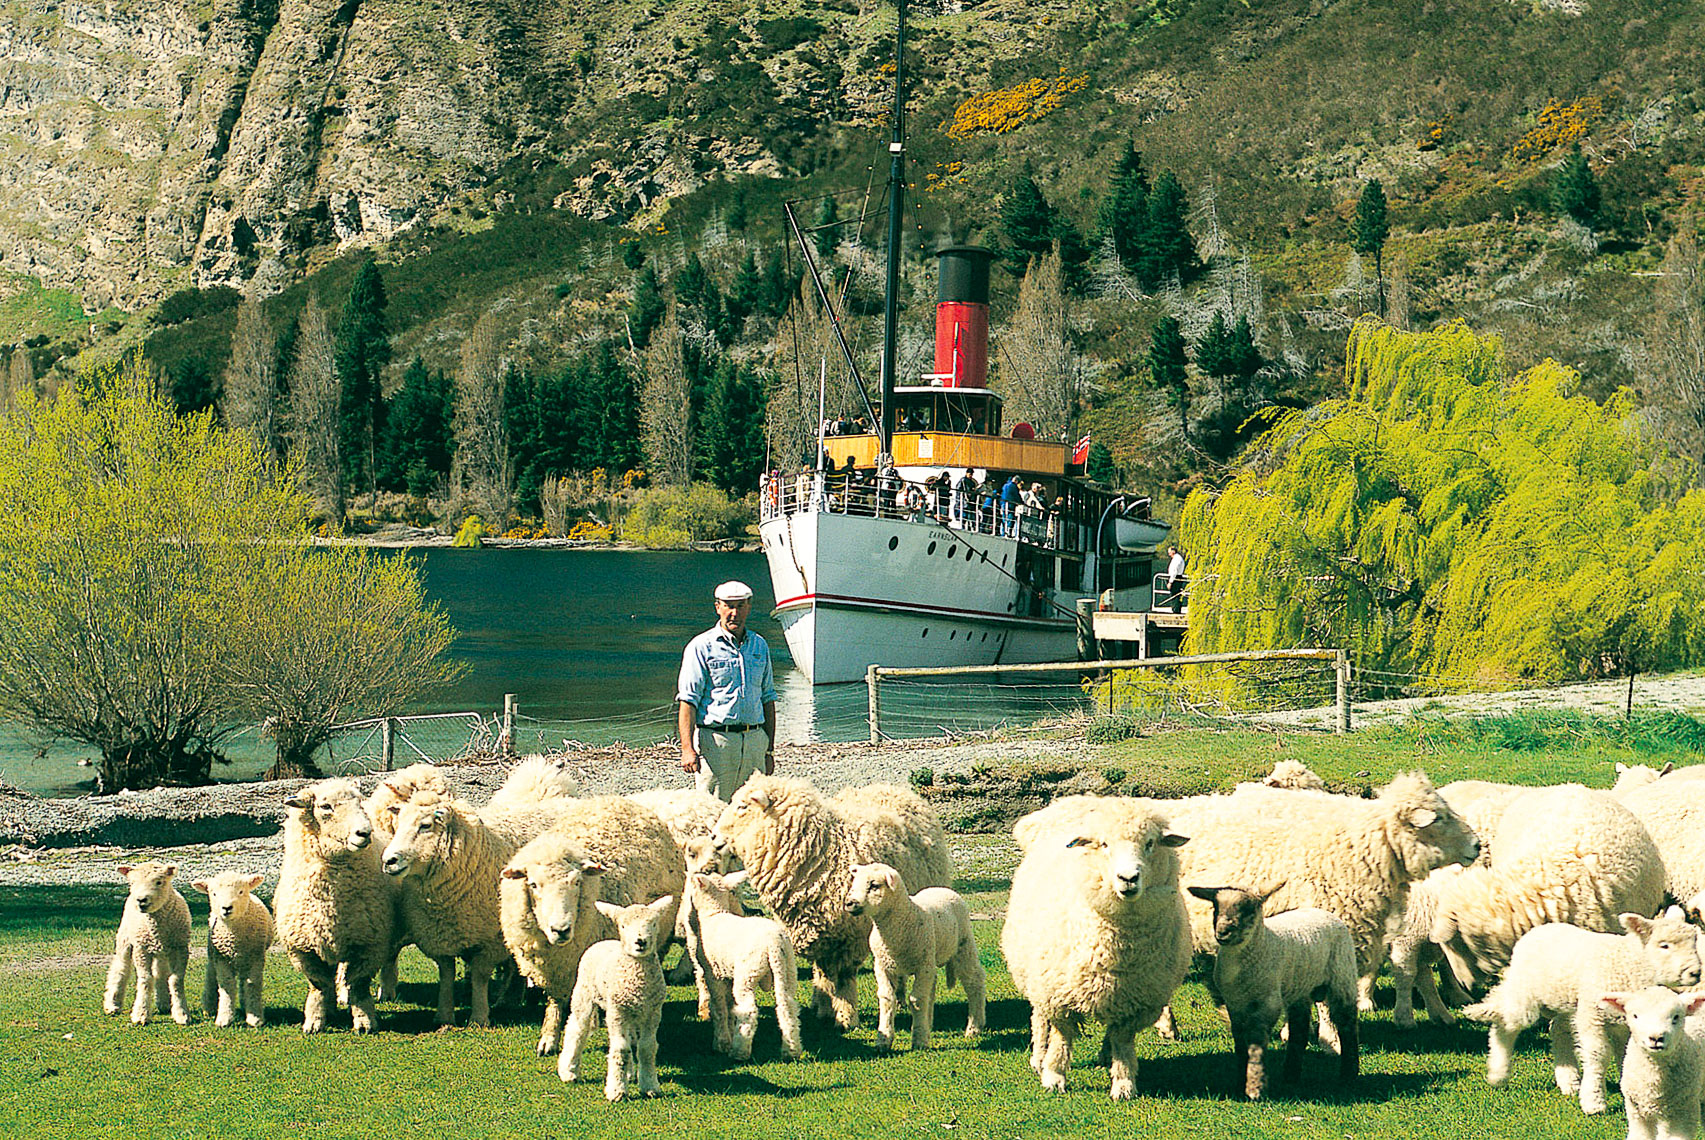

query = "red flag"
[{"left": 1071, "top": 434, "right": 1091, "bottom": 465}]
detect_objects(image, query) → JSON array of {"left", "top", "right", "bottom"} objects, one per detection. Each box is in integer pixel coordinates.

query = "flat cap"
[{"left": 715, "top": 580, "right": 754, "bottom": 602}]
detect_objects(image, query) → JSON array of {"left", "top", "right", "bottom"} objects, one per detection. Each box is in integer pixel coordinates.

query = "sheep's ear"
[
  {"left": 1616, "top": 762, "right": 1630, "bottom": 775},
  {"left": 1186, "top": 886, "right": 1221, "bottom": 904},
  {"left": 593, "top": 900, "right": 621, "bottom": 921},
  {"left": 191, "top": 880, "right": 210, "bottom": 893},
  {"left": 1621, "top": 913, "right": 1655, "bottom": 937},
  {"left": 1685, "top": 993, "right": 1705, "bottom": 1016},
  {"left": 500, "top": 867, "right": 527, "bottom": 880},
  {"left": 581, "top": 860, "right": 609, "bottom": 876},
  {"left": 283, "top": 792, "right": 313, "bottom": 810},
  {"left": 748, "top": 788, "right": 772, "bottom": 810},
  {"left": 163, "top": 864, "right": 177, "bottom": 877},
  {"left": 1667, "top": 905, "right": 1688, "bottom": 922},
  {"left": 1256, "top": 880, "right": 1288, "bottom": 905},
  {"left": 1407, "top": 807, "right": 1438, "bottom": 829},
  {"left": 1159, "top": 833, "right": 1189, "bottom": 848},
  {"left": 1662, "top": 762, "right": 1676, "bottom": 776},
  {"left": 723, "top": 869, "right": 748, "bottom": 889},
  {"left": 650, "top": 895, "right": 674, "bottom": 915},
  {"left": 244, "top": 874, "right": 264, "bottom": 890},
  {"left": 1600, "top": 993, "right": 1630, "bottom": 1017},
  {"left": 117, "top": 865, "right": 133, "bottom": 876}
]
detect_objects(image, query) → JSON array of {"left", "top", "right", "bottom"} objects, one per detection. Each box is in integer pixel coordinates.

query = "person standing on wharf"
[{"left": 677, "top": 581, "right": 777, "bottom": 800}]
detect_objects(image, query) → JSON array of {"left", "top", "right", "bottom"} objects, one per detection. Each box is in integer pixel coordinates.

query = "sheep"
[
  {"left": 1187, "top": 883, "right": 1359, "bottom": 1100},
  {"left": 1615, "top": 780, "right": 1705, "bottom": 907},
  {"left": 845, "top": 861, "right": 985, "bottom": 1051},
  {"left": 1465, "top": 909, "right": 1703, "bottom": 1115},
  {"left": 1613, "top": 762, "right": 1675, "bottom": 796},
  {"left": 273, "top": 778, "right": 395, "bottom": 1033},
  {"left": 1388, "top": 865, "right": 1472, "bottom": 1029},
  {"left": 500, "top": 796, "right": 684, "bottom": 1056},
  {"left": 1437, "top": 779, "right": 1530, "bottom": 864},
  {"left": 1253, "top": 759, "right": 1327, "bottom": 792},
  {"left": 683, "top": 868, "right": 804, "bottom": 1060},
  {"left": 486, "top": 755, "right": 580, "bottom": 814},
  {"left": 1433, "top": 785, "right": 1665, "bottom": 990},
  {"left": 192, "top": 872, "right": 273, "bottom": 1028},
  {"left": 1600, "top": 987, "right": 1705, "bottom": 1140},
  {"left": 559, "top": 896, "right": 675, "bottom": 1101},
  {"left": 1001, "top": 795, "right": 1191, "bottom": 1099},
  {"left": 1165, "top": 772, "right": 1480, "bottom": 1014},
  {"left": 626, "top": 788, "right": 740, "bottom": 987},
  {"left": 103, "top": 861, "right": 192, "bottom": 1026},
  {"left": 710, "top": 775, "right": 952, "bottom": 1031}
]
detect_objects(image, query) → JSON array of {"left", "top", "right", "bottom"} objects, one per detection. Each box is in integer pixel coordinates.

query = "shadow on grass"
[{"left": 0, "top": 884, "right": 122, "bottom": 940}]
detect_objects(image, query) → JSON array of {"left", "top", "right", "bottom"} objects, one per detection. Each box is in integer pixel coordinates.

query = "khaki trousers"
[{"left": 696, "top": 728, "right": 769, "bottom": 801}]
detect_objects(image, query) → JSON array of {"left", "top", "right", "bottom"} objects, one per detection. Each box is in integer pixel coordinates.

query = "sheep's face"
[
  {"left": 1381, "top": 774, "right": 1480, "bottom": 876},
  {"left": 283, "top": 779, "right": 375, "bottom": 853},
  {"left": 1602, "top": 988, "right": 1705, "bottom": 1056},
  {"left": 503, "top": 857, "right": 607, "bottom": 946},
  {"left": 193, "top": 872, "right": 264, "bottom": 921},
  {"left": 1063, "top": 821, "right": 1188, "bottom": 914},
  {"left": 367, "top": 765, "right": 451, "bottom": 843},
  {"left": 1625, "top": 908, "right": 1705, "bottom": 989},
  {"left": 684, "top": 835, "right": 738, "bottom": 876},
  {"left": 382, "top": 798, "right": 454, "bottom": 877},
  {"left": 688, "top": 870, "right": 741, "bottom": 914},
  {"left": 595, "top": 896, "right": 673, "bottom": 959},
  {"left": 118, "top": 862, "right": 177, "bottom": 914},
  {"left": 711, "top": 784, "right": 778, "bottom": 865},
  {"left": 1186, "top": 884, "right": 1281, "bottom": 948},
  {"left": 846, "top": 863, "right": 901, "bottom": 915}
]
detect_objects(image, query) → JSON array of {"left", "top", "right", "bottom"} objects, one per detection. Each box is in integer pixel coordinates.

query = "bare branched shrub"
[{"left": 286, "top": 297, "right": 343, "bottom": 522}]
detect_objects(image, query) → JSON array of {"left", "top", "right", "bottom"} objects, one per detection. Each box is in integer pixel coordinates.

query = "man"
[
  {"left": 1164, "top": 544, "right": 1187, "bottom": 612},
  {"left": 677, "top": 581, "right": 777, "bottom": 800}
]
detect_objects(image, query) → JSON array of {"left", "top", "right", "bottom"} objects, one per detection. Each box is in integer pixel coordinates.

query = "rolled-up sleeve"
[
  {"left": 677, "top": 640, "right": 707, "bottom": 708},
  {"left": 760, "top": 643, "right": 776, "bottom": 705}
]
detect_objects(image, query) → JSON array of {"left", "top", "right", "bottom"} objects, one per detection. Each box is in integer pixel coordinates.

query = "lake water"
[{"left": 1, "top": 548, "right": 1094, "bottom": 797}]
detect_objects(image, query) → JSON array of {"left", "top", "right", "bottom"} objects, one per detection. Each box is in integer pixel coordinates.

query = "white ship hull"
[{"left": 761, "top": 508, "right": 1080, "bottom": 684}]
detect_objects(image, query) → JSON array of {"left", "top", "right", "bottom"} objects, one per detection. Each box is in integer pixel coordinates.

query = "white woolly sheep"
[
  {"left": 1601, "top": 987, "right": 1705, "bottom": 1140},
  {"left": 1388, "top": 865, "right": 1471, "bottom": 1029},
  {"left": 274, "top": 778, "right": 395, "bottom": 1034},
  {"left": 846, "top": 861, "right": 986, "bottom": 1051},
  {"left": 104, "top": 861, "right": 192, "bottom": 1026},
  {"left": 711, "top": 775, "right": 953, "bottom": 1031},
  {"left": 683, "top": 869, "right": 804, "bottom": 1060},
  {"left": 627, "top": 788, "right": 740, "bottom": 987},
  {"left": 1001, "top": 795, "right": 1191, "bottom": 1099},
  {"left": 1616, "top": 779, "right": 1705, "bottom": 906},
  {"left": 1187, "top": 883, "right": 1359, "bottom": 1100},
  {"left": 1166, "top": 772, "right": 1480, "bottom": 1016},
  {"left": 1613, "top": 762, "right": 1675, "bottom": 796},
  {"left": 559, "top": 896, "right": 675, "bottom": 1101},
  {"left": 192, "top": 872, "right": 273, "bottom": 1028},
  {"left": 1252, "top": 759, "right": 1327, "bottom": 792},
  {"left": 1433, "top": 785, "right": 1665, "bottom": 990},
  {"left": 486, "top": 755, "right": 581, "bottom": 814},
  {"left": 1465, "top": 909, "right": 1703, "bottom": 1116},
  {"left": 500, "top": 796, "right": 685, "bottom": 1056},
  {"left": 1437, "top": 779, "right": 1530, "bottom": 864}
]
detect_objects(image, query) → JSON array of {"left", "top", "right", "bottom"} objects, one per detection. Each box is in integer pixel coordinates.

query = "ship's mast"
[{"left": 878, "top": 0, "right": 907, "bottom": 456}]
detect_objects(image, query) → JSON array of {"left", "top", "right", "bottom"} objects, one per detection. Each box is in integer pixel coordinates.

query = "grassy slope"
[{"left": 3, "top": 712, "right": 1702, "bottom": 1138}]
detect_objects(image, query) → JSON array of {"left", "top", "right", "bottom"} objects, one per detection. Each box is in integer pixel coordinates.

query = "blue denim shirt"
[{"left": 676, "top": 625, "right": 776, "bottom": 727}]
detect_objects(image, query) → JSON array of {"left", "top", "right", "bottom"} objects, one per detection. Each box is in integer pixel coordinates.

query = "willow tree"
[{"left": 1178, "top": 320, "right": 1705, "bottom": 686}]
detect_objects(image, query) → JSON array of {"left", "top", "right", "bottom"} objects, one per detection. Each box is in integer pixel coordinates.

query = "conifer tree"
[
  {"left": 1553, "top": 145, "right": 1602, "bottom": 231},
  {"left": 728, "top": 250, "right": 762, "bottom": 330},
  {"left": 334, "top": 259, "right": 390, "bottom": 504},
  {"left": 700, "top": 360, "right": 766, "bottom": 493},
  {"left": 378, "top": 357, "right": 452, "bottom": 496},
  {"left": 1144, "top": 172, "right": 1200, "bottom": 288},
  {"left": 1002, "top": 174, "right": 1059, "bottom": 270},
  {"left": 628, "top": 264, "right": 666, "bottom": 349},
  {"left": 585, "top": 341, "right": 641, "bottom": 473},
  {"left": 1351, "top": 179, "right": 1390, "bottom": 317},
  {"left": 812, "top": 196, "right": 838, "bottom": 262},
  {"left": 1149, "top": 314, "right": 1190, "bottom": 438},
  {"left": 1098, "top": 143, "right": 1151, "bottom": 273},
  {"left": 1086, "top": 441, "right": 1116, "bottom": 485}
]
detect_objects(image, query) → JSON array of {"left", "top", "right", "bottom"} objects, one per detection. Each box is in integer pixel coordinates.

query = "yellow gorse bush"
[
  {"left": 1508, "top": 96, "right": 1602, "bottom": 164},
  {"left": 946, "top": 74, "right": 1088, "bottom": 140}
]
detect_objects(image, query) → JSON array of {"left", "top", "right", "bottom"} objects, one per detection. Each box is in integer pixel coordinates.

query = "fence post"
[
  {"left": 867, "top": 665, "right": 881, "bottom": 744},
  {"left": 381, "top": 717, "right": 396, "bottom": 772},
  {"left": 1335, "top": 650, "right": 1351, "bottom": 734},
  {"left": 1075, "top": 597, "right": 1095, "bottom": 662},
  {"left": 502, "top": 693, "right": 517, "bottom": 756}
]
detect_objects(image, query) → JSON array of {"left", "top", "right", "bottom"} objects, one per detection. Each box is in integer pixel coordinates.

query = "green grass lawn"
[{"left": 5, "top": 711, "right": 1696, "bottom": 1139}]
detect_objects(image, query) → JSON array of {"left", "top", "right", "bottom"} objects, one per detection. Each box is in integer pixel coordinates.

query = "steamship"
[{"left": 759, "top": 245, "right": 1171, "bottom": 684}]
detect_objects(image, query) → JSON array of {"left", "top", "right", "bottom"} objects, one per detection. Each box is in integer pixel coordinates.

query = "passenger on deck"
[{"left": 1000, "top": 475, "right": 1021, "bottom": 537}]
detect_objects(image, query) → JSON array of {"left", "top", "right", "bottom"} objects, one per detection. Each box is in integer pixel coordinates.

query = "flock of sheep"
[{"left": 99, "top": 751, "right": 1705, "bottom": 1133}]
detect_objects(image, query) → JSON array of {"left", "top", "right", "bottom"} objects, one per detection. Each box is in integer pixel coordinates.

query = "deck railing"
[{"left": 759, "top": 471, "right": 1085, "bottom": 549}]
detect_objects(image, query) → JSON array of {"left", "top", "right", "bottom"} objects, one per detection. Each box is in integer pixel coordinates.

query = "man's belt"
[{"left": 700, "top": 722, "right": 761, "bottom": 732}]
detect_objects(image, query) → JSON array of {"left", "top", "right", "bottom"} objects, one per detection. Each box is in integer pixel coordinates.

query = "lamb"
[
  {"left": 626, "top": 787, "right": 726, "bottom": 852},
  {"left": 1613, "top": 762, "right": 1675, "bottom": 796},
  {"left": 1001, "top": 795, "right": 1191, "bottom": 1099},
  {"left": 1465, "top": 909, "right": 1703, "bottom": 1115},
  {"left": 103, "top": 861, "right": 192, "bottom": 1026},
  {"left": 273, "top": 778, "right": 395, "bottom": 1033},
  {"left": 846, "top": 861, "right": 986, "bottom": 1051},
  {"left": 1165, "top": 772, "right": 1480, "bottom": 1012},
  {"left": 1601, "top": 988, "right": 1705, "bottom": 1140},
  {"left": 1388, "top": 865, "right": 1471, "bottom": 1029},
  {"left": 710, "top": 775, "right": 952, "bottom": 1031},
  {"left": 192, "top": 872, "right": 274, "bottom": 1028},
  {"left": 683, "top": 868, "right": 804, "bottom": 1060},
  {"left": 1616, "top": 779, "right": 1705, "bottom": 906},
  {"left": 1252, "top": 759, "right": 1327, "bottom": 792},
  {"left": 559, "top": 896, "right": 675, "bottom": 1101},
  {"left": 500, "top": 796, "right": 685, "bottom": 1056},
  {"left": 1433, "top": 785, "right": 1665, "bottom": 989},
  {"left": 1187, "top": 883, "right": 1359, "bottom": 1100}
]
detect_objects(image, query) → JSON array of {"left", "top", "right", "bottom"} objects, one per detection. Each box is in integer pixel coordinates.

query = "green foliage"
[
  {"left": 378, "top": 358, "right": 452, "bottom": 496},
  {"left": 621, "top": 483, "right": 751, "bottom": 547},
  {"left": 1086, "top": 440, "right": 1117, "bottom": 484},
  {"left": 1179, "top": 321, "right": 1705, "bottom": 687},
  {"left": 909, "top": 766, "right": 935, "bottom": 787},
  {"left": 452, "top": 514, "right": 486, "bottom": 547},
  {"left": 700, "top": 360, "right": 766, "bottom": 493},
  {"left": 629, "top": 264, "right": 666, "bottom": 349},
  {"left": 506, "top": 342, "right": 640, "bottom": 513},
  {"left": 1001, "top": 174, "right": 1060, "bottom": 270},
  {"left": 335, "top": 259, "right": 390, "bottom": 501},
  {"left": 1086, "top": 714, "right": 1144, "bottom": 744},
  {"left": 1351, "top": 179, "right": 1390, "bottom": 258},
  {"left": 1147, "top": 315, "right": 1189, "bottom": 435},
  {"left": 1553, "top": 145, "right": 1602, "bottom": 229},
  {"left": 155, "top": 286, "right": 242, "bottom": 327},
  {"left": 1098, "top": 143, "right": 1151, "bottom": 270},
  {"left": 1142, "top": 171, "right": 1200, "bottom": 287}
]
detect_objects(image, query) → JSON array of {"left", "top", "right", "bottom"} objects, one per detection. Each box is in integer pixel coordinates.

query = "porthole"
[
  {"left": 981, "top": 632, "right": 989, "bottom": 642},
  {"left": 888, "top": 536, "right": 899, "bottom": 551},
  {"left": 949, "top": 630, "right": 957, "bottom": 640},
  {"left": 966, "top": 547, "right": 974, "bottom": 562},
  {"left": 946, "top": 545, "right": 956, "bottom": 559},
  {"left": 980, "top": 551, "right": 989, "bottom": 563},
  {"left": 921, "top": 628, "right": 929, "bottom": 638},
  {"left": 927, "top": 541, "right": 937, "bottom": 556}
]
